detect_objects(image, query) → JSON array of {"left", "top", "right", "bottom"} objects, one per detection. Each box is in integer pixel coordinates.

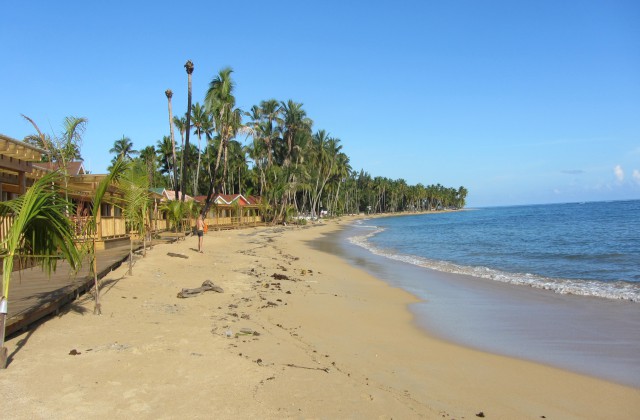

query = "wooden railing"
[
  {"left": 0, "top": 214, "right": 14, "bottom": 244},
  {"left": 69, "top": 216, "right": 128, "bottom": 240}
]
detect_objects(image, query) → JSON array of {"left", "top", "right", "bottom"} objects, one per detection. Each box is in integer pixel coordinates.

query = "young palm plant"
[
  {"left": 120, "top": 162, "right": 150, "bottom": 274},
  {"left": 162, "top": 200, "right": 183, "bottom": 233},
  {"left": 83, "top": 158, "right": 128, "bottom": 315},
  {"left": 0, "top": 171, "right": 81, "bottom": 368}
]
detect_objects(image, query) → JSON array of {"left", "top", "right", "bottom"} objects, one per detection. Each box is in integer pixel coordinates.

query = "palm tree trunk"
[
  {"left": 182, "top": 61, "right": 194, "bottom": 201},
  {"left": 194, "top": 134, "right": 202, "bottom": 196},
  {"left": 166, "top": 90, "right": 179, "bottom": 194},
  {"left": 222, "top": 141, "right": 229, "bottom": 195}
]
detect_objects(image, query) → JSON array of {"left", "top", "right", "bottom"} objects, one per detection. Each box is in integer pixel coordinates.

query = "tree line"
[{"left": 25, "top": 62, "right": 468, "bottom": 223}]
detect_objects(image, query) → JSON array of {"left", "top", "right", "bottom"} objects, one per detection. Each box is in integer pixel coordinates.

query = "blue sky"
[{"left": 2, "top": 1, "right": 638, "bottom": 207}]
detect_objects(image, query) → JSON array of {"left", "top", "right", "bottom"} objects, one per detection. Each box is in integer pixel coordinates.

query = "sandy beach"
[{"left": 2, "top": 218, "right": 639, "bottom": 419}]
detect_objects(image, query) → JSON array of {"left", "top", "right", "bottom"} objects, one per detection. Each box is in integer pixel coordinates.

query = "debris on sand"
[{"left": 177, "top": 280, "right": 224, "bottom": 298}]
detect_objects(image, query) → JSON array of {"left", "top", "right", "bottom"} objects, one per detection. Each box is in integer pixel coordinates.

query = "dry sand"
[{"left": 2, "top": 218, "right": 639, "bottom": 419}]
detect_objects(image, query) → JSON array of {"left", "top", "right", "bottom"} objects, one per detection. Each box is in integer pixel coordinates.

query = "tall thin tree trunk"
[
  {"left": 182, "top": 61, "right": 194, "bottom": 201},
  {"left": 194, "top": 135, "right": 201, "bottom": 195},
  {"left": 166, "top": 90, "right": 179, "bottom": 195}
]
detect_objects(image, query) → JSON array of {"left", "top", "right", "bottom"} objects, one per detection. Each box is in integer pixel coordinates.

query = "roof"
[
  {"left": 0, "top": 133, "right": 46, "bottom": 162},
  {"left": 246, "top": 195, "right": 261, "bottom": 205},
  {"left": 161, "top": 190, "right": 194, "bottom": 201},
  {"left": 33, "top": 161, "right": 86, "bottom": 175},
  {"left": 194, "top": 193, "right": 261, "bottom": 207}
]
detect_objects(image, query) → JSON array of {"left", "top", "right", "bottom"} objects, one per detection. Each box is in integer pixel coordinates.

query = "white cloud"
[
  {"left": 633, "top": 169, "right": 640, "bottom": 185},
  {"left": 614, "top": 165, "right": 624, "bottom": 182}
]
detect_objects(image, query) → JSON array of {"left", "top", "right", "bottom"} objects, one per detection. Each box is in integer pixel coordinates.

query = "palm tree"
[
  {"left": 181, "top": 60, "right": 194, "bottom": 202},
  {"left": 165, "top": 89, "right": 179, "bottom": 194},
  {"left": 83, "top": 158, "right": 128, "bottom": 315},
  {"left": 280, "top": 100, "right": 312, "bottom": 166},
  {"left": 190, "top": 102, "right": 213, "bottom": 195},
  {"left": 138, "top": 145, "right": 157, "bottom": 188},
  {"left": 173, "top": 115, "right": 187, "bottom": 198},
  {"left": 110, "top": 136, "right": 138, "bottom": 162},
  {"left": 58, "top": 116, "right": 86, "bottom": 162},
  {"left": 246, "top": 99, "right": 282, "bottom": 169},
  {"left": 0, "top": 171, "right": 81, "bottom": 368},
  {"left": 202, "top": 67, "right": 242, "bottom": 216},
  {"left": 162, "top": 200, "right": 184, "bottom": 233},
  {"left": 180, "top": 143, "right": 199, "bottom": 196},
  {"left": 22, "top": 115, "right": 88, "bottom": 204},
  {"left": 331, "top": 152, "right": 351, "bottom": 215},
  {"left": 456, "top": 186, "right": 468, "bottom": 209},
  {"left": 22, "top": 115, "right": 86, "bottom": 165},
  {"left": 21, "top": 114, "right": 54, "bottom": 162},
  {"left": 156, "top": 136, "right": 175, "bottom": 183},
  {"left": 121, "top": 162, "right": 151, "bottom": 267}
]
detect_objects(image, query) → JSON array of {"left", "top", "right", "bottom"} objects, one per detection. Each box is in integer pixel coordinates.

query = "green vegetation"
[
  {"left": 0, "top": 171, "right": 81, "bottom": 367},
  {"left": 98, "top": 62, "right": 468, "bottom": 222}
]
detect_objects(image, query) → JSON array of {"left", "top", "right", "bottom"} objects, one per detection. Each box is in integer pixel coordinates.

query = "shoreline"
[
  {"left": 317, "top": 219, "right": 640, "bottom": 388},
  {"left": 1, "top": 218, "right": 638, "bottom": 418}
]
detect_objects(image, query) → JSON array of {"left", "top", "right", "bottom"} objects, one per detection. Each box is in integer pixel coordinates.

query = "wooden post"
[
  {"left": 0, "top": 297, "right": 8, "bottom": 368},
  {"left": 92, "top": 241, "right": 101, "bottom": 315},
  {"left": 96, "top": 200, "right": 103, "bottom": 241},
  {"left": 17, "top": 171, "right": 26, "bottom": 195}
]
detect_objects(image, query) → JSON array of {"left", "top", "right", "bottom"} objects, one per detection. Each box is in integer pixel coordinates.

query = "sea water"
[
  {"left": 350, "top": 200, "right": 640, "bottom": 302},
  {"left": 326, "top": 200, "right": 640, "bottom": 387}
]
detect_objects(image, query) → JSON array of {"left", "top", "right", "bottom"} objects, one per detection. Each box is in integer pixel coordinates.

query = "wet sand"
[
  {"left": 1, "top": 218, "right": 638, "bottom": 419},
  {"left": 318, "top": 224, "right": 640, "bottom": 388}
]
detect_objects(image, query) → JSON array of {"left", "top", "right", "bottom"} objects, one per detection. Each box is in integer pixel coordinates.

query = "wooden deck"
[
  {"left": 4, "top": 235, "right": 177, "bottom": 338},
  {"left": 5, "top": 245, "right": 131, "bottom": 337}
]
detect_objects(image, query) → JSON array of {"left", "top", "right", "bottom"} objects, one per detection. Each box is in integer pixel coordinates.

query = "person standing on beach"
[{"left": 196, "top": 214, "right": 205, "bottom": 253}]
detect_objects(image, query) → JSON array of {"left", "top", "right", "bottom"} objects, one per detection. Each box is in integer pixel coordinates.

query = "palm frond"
[{"left": 0, "top": 171, "right": 80, "bottom": 298}]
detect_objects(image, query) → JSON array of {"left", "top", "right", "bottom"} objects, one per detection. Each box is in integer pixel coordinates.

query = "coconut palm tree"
[
  {"left": 181, "top": 60, "right": 194, "bottom": 202},
  {"left": 190, "top": 102, "right": 213, "bottom": 195},
  {"left": 330, "top": 152, "right": 351, "bottom": 215},
  {"left": 0, "top": 171, "right": 81, "bottom": 368},
  {"left": 165, "top": 89, "right": 179, "bottom": 194},
  {"left": 173, "top": 115, "right": 187, "bottom": 198},
  {"left": 138, "top": 146, "right": 157, "bottom": 188},
  {"left": 156, "top": 136, "right": 175, "bottom": 183},
  {"left": 110, "top": 136, "right": 138, "bottom": 162},
  {"left": 202, "top": 67, "right": 242, "bottom": 216},
  {"left": 280, "top": 100, "right": 312, "bottom": 166}
]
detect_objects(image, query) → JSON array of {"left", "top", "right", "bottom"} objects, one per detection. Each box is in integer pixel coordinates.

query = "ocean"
[
  {"left": 316, "top": 200, "right": 640, "bottom": 387},
  {"left": 351, "top": 200, "right": 640, "bottom": 302}
]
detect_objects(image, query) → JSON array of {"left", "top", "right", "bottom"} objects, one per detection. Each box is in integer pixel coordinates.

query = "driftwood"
[{"left": 177, "top": 280, "right": 224, "bottom": 298}]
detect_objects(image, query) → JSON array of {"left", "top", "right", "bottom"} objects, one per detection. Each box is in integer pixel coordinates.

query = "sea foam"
[{"left": 348, "top": 222, "right": 640, "bottom": 302}]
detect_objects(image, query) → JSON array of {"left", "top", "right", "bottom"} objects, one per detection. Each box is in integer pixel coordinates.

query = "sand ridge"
[{"left": 1, "top": 219, "right": 639, "bottom": 419}]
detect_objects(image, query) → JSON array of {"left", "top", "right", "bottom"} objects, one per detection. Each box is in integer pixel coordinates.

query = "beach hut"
[
  {"left": 31, "top": 161, "right": 130, "bottom": 250},
  {"left": 0, "top": 135, "right": 47, "bottom": 270},
  {"left": 150, "top": 189, "right": 197, "bottom": 234},
  {"left": 0, "top": 134, "right": 44, "bottom": 201},
  {"left": 194, "top": 193, "right": 262, "bottom": 229}
]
